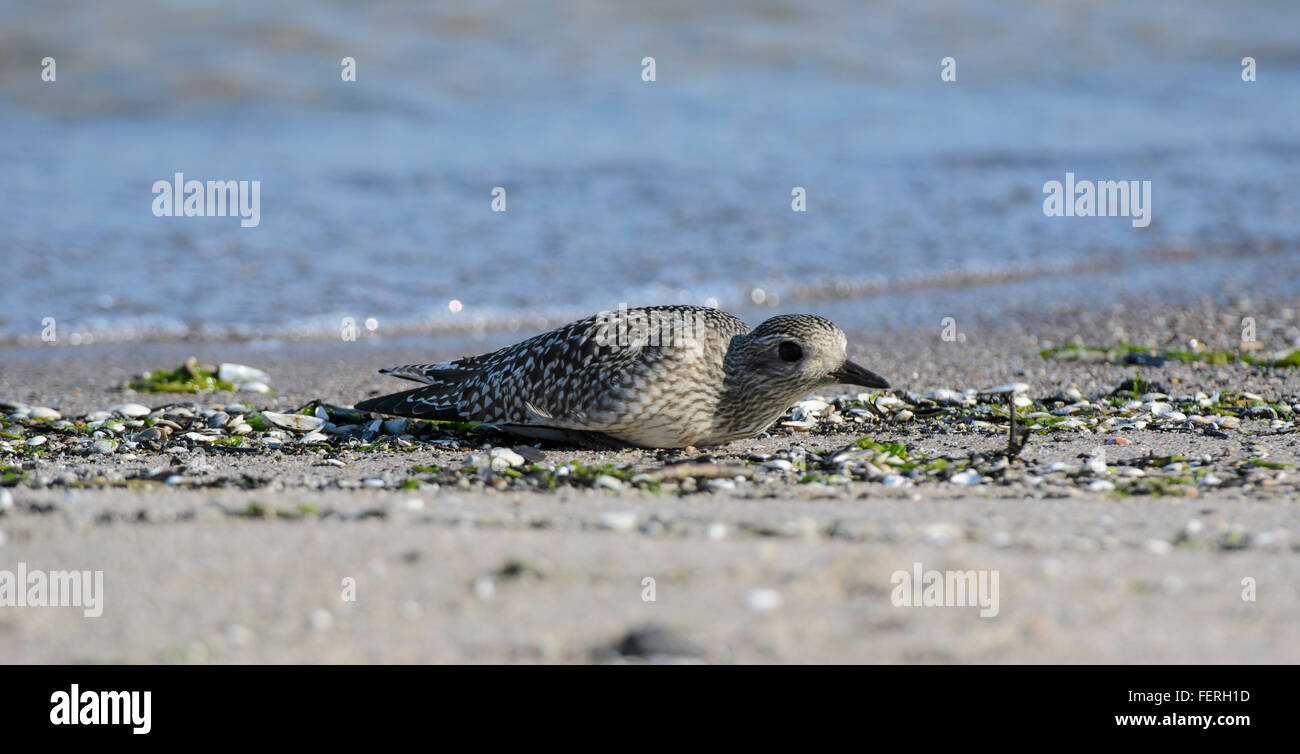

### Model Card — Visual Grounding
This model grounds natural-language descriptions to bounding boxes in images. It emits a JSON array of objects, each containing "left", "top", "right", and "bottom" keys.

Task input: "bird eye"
[{"left": 778, "top": 341, "right": 803, "bottom": 362}]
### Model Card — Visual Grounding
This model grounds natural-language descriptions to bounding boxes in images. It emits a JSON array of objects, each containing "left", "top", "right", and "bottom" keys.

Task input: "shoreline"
[{"left": 1, "top": 294, "right": 1298, "bottom": 663}]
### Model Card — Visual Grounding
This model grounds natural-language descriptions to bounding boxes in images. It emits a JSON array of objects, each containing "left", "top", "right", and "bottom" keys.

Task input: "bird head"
[{"left": 728, "top": 314, "right": 890, "bottom": 398}]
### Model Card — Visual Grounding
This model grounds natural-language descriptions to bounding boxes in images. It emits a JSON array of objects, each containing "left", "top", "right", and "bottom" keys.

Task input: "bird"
[{"left": 354, "top": 305, "right": 889, "bottom": 449}]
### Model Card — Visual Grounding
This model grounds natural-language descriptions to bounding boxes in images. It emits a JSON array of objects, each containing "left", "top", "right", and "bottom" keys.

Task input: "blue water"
[{"left": 1, "top": 0, "right": 1297, "bottom": 345}]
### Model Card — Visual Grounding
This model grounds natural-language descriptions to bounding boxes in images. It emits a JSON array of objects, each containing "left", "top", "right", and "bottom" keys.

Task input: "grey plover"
[{"left": 355, "top": 305, "right": 889, "bottom": 448}]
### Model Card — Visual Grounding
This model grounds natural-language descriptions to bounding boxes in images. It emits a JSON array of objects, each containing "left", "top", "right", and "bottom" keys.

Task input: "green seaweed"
[
  {"left": 1041, "top": 343, "right": 1300, "bottom": 369},
  {"left": 128, "top": 357, "right": 238, "bottom": 394},
  {"left": 855, "top": 438, "right": 910, "bottom": 458}
]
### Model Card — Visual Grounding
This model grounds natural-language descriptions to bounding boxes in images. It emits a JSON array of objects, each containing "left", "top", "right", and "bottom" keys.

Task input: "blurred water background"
[{"left": 1, "top": 0, "right": 1297, "bottom": 347}]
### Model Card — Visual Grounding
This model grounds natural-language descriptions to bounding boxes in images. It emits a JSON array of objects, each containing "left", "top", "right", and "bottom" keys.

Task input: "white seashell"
[
  {"left": 593, "top": 475, "right": 624, "bottom": 491},
  {"left": 218, "top": 363, "right": 272, "bottom": 384},
  {"left": 260, "top": 411, "right": 326, "bottom": 433},
  {"left": 982, "top": 382, "right": 1029, "bottom": 395},
  {"left": 794, "top": 399, "right": 830, "bottom": 415},
  {"left": 112, "top": 403, "right": 151, "bottom": 419}
]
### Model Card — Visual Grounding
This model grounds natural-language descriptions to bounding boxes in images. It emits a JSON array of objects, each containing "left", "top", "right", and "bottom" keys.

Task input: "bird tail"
[
  {"left": 354, "top": 384, "right": 467, "bottom": 421},
  {"left": 378, "top": 362, "right": 467, "bottom": 385}
]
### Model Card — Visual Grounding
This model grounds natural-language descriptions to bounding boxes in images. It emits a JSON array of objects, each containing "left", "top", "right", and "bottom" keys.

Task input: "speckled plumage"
[{"left": 355, "top": 305, "right": 889, "bottom": 448}]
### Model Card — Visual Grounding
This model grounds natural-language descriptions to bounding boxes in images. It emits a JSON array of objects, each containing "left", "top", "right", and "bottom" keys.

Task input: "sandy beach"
[{"left": 2, "top": 295, "right": 1297, "bottom": 663}]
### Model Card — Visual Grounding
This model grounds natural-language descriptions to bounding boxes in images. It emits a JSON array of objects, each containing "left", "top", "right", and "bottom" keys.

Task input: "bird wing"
[{"left": 356, "top": 306, "right": 748, "bottom": 431}]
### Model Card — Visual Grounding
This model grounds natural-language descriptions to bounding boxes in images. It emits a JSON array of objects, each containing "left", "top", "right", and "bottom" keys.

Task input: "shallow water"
[{"left": 1, "top": 0, "right": 1297, "bottom": 346}]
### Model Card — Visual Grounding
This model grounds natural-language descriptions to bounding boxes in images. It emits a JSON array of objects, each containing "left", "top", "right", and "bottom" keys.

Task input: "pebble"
[
  {"left": 112, "top": 403, "right": 151, "bottom": 419},
  {"left": 25, "top": 436, "right": 47, "bottom": 447},
  {"left": 89, "top": 439, "right": 116, "bottom": 455},
  {"left": 762, "top": 459, "right": 794, "bottom": 472},
  {"left": 949, "top": 470, "right": 983, "bottom": 486},
  {"left": 924, "top": 523, "right": 965, "bottom": 545},
  {"left": 706, "top": 522, "right": 728, "bottom": 541},
  {"left": 223, "top": 624, "right": 254, "bottom": 648},
  {"left": 206, "top": 412, "right": 229, "bottom": 428},
  {"left": 1216, "top": 416, "right": 1241, "bottom": 430},
  {"left": 597, "top": 511, "right": 638, "bottom": 532},
  {"left": 881, "top": 474, "right": 909, "bottom": 488},
  {"left": 1088, "top": 480, "right": 1115, "bottom": 492},
  {"left": 382, "top": 418, "right": 409, "bottom": 436},
  {"left": 307, "top": 608, "right": 334, "bottom": 632},
  {"left": 512, "top": 445, "right": 546, "bottom": 463},
  {"left": 593, "top": 475, "right": 624, "bottom": 491},
  {"left": 1145, "top": 539, "right": 1172, "bottom": 555},
  {"left": 362, "top": 478, "right": 385, "bottom": 488},
  {"left": 472, "top": 575, "right": 496, "bottom": 600},
  {"left": 130, "top": 427, "right": 165, "bottom": 443},
  {"left": 745, "top": 589, "right": 784, "bottom": 612},
  {"left": 611, "top": 624, "right": 702, "bottom": 659},
  {"left": 489, "top": 447, "right": 526, "bottom": 469},
  {"left": 30, "top": 407, "right": 61, "bottom": 421}
]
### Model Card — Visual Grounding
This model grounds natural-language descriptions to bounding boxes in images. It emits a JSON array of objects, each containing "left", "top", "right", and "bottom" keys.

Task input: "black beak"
[{"left": 830, "top": 359, "right": 890, "bottom": 389}]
